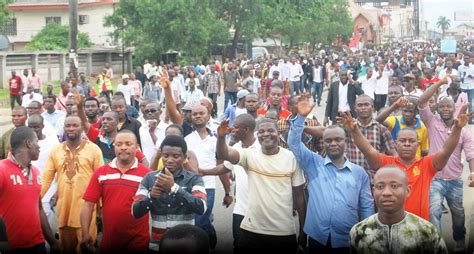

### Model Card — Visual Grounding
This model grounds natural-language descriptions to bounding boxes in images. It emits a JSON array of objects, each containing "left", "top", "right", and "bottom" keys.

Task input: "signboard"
[{"left": 440, "top": 39, "right": 457, "bottom": 53}]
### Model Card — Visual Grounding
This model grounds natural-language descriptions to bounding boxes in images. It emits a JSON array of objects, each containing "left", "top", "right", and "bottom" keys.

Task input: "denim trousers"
[
  {"left": 462, "top": 88, "right": 474, "bottom": 123},
  {"left": 429, "top": 178, "right": 465, "bottom": 241},
  {"left": 290, "top": 81, "right": 300, "bottom": 95},
  {"left": 311, "top": 82, "right": 324, "bottom": 105},
  {"left": 195, "top": 188, "right": 216, "bottom": 237},
  {"left": 300, "top": 74, "right": 308, "bottom": 93},
  {"left": 224, "top": 91, "right": 237, "bottom": 110}
]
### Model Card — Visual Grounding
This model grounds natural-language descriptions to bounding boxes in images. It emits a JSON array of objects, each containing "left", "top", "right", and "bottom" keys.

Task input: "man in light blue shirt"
[{"left": 288, "top": 93, "right": 374, "bottom": 252}]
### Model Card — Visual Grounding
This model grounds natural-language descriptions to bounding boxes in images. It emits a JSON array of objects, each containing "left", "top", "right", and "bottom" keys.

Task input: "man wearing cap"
[
  {"left": 402, "top": 73, "right": 422, "bottom": 97},
  {"left": 221, "top": 90, "right": 249, "bottom": 127},
  {"left": 117, "top": 74, "right": 135, "bottom": 106}
]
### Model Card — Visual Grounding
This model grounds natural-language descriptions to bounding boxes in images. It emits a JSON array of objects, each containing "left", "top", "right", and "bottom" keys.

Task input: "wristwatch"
[
  {"left": 171, "top": 183, "right": 179, "bottom": 194},
  {"left": 225, "top": 192, "right": 231, "bottom": 197}
]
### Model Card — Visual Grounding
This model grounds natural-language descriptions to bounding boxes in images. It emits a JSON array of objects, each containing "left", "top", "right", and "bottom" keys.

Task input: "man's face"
[
  {"left": 64, "top": 117, "right": 83, "bottom": 141},
  {"left": 373, "top": 169, "right": 409, "bottom": 215},
  {"left": 450, "top": 77, "right": 461, "bottom": 90},
  {"left": 122, "top": 78, "right": 129, "bottom": 84},
  {"left": 423, "top": 70, "right": 433, "bottom": 79},
  {"left": 144, "top": 104, "right": 161, "bottom": 121},
  {"left": 161, "top": 146, "right": 186, "bottom": 174},
  {"left": 257, "top": 122, "right": 279, "bottom": 151},
  {"left": 437, "top": 99, "right": 455, "bottom": 121},
  {"left": 244, "top": 95, "right": 259, "bottom": 113},
  {"left": 62, "top": 84, "right": 70, "bottom": 94},
  {"left": 288, "top": 97, "right": 299, "bottom": 116},
  {"left": 388, "top": 88, "right": 402, "bottom": 104},
  {"left": 182, "top": 110, "right": 192, "bottom": 123},
  {"left": 114, "top": 132, "right": 137, "bottom": 165},
  {"left": 27, "top": 102, "right": 41, "bottom": 116},
  {"left": 85, "top": 100, "right": 99, "bottom": 118},
  {"left": 28, "top": 119, "right": 43, "bottom": 138},
  {"left": 210, "top": 65, "right": 216, "bottom": 73},
  {"left": 355, "top": 97, "right": 374, "bottom": 119},
  {"left": 231, "top": 118, "right": 246, "bottom": 141},
  {"left": 269, "top": 87, "right": 283, "bottom": 107},
  {"left": 43, "top": 98, "right": 56, "bottom": 111},
  {"left": 11, "top": 109, "right": 27, "bottom": 127},
  {"left": 139, "top": 101, "right": 149, "bottom": 115},
  {"left": 23, "top": 69, "right": 28, "bottom": 76},
  {"left": 340, "top": 71, "right": 349, "bottom": 84},
  {"left": 101, "top": 112, "right": 118, "bottom": 133},
  {"left": 366, "top": 68, "right": 372, "bottom": 78},
  {"left": 28, "top": 136, "right": 40, "bottom": 161},
  {"left": 70, "top": 78, "right": 77, "bottom": 86},
  {"left": 65, "top": 99, "right": 76, "bottom": 115},
  {"left": 191, "top": 106, "right": 210, "bottom": 128},
  {"left": 404, "top": 78, "right": 415, "bottom": 89},
  {"left": 111, "top": 100, "right": 127, "bottom": 119},
  {"left": 395, "top": 130, "right": 418, "bottom": 160},
  {"left": 401, "top": 103, "right": 416, "bottom": 123},
  {"left": 446, "top": 61, "right": 453, "bottom": 69},
  {"left": 322, "top": 128, "right": 346, "bottom": 160},
  {"left": 11, "top": 71, "right": 16, "bottom": 77}
]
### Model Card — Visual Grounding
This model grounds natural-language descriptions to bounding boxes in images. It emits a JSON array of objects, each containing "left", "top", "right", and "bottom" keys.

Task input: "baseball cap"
[
  {"left": 237, "top": 89, "right": 250, "bottom": 99},
  {"left": 182, "top": 100, "right": 197, "bottom": 111},
  {"left": 122, "top": 74, "right": 130, "bottom": 79},
  {"left": 403, "top": 73, "right": 416, "bottom": 80}
]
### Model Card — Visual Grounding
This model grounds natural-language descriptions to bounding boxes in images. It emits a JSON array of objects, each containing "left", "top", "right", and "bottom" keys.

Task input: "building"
[
  {"left": 4, "top": 0, "right": 118, "bottom": 51},
  {"left": 445, "top": 23, "right": 474, "bottom": 40},
  {"left": 349, "top": 0, "right": 383, "bottom": 45}
]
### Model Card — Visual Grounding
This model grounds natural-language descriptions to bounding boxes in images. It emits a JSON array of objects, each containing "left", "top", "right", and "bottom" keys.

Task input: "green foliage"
[
  {"left": 0, "top": 0, "right": 14, "bottom": 29},
  {"left": 436, "top": 16, "right": 451, "bottom": 37},
  {"left": 25, "top": 23, "right": 91, "bottom": 51}
]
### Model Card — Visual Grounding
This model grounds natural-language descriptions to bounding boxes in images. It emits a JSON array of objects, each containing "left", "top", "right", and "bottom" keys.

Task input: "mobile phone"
[{"left": 147, "top": 119, "right": 158, "bottom": 125}]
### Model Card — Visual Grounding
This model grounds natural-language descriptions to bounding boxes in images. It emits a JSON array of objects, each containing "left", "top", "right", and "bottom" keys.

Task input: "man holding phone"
[{"left": 139, "top": 102, "right": 169, "bottom": 163}]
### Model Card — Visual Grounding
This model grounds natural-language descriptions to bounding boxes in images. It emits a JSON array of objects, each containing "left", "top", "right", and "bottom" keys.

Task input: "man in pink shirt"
[
  {"left": 28, "top": 68, "right": 42, "bottom": 93},
  {"left": 418, "top": 77, "right": 474, "bottom": 252}
]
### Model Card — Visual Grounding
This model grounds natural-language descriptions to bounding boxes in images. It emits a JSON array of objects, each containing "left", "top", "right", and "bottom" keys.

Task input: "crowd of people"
[{"left": 1, "top": 39, "right": 474, "bottom": 254}]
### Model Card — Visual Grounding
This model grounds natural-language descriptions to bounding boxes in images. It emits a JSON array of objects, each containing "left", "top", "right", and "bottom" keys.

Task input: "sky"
[{"left": 422, "top": 0, "right": 474, "bottom": 31}]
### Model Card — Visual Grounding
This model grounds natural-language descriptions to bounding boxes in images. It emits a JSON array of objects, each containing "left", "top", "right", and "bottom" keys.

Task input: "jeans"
[
  {"left": 429, "top": 178, "right": 465, "bottom": 241},
  {"left": 195, "top": 188, "right": 216, "bottom": 239},
  {"left": 312, "top": 82, "right": 324, "bottom": 105},
  {"left": 233, "top": 214, "right": 245, "bottom": 251},
  {"left": 300, "top": 74, "right": 308, "bottom": 93},
  {"left": 208, "top": 93, "right": 218, "bottom": 118},
  {"left": 290, "top": 81, "right": 300, "bottom": 95},
  {"left": 224, "top": 91, "right": 237, "bottom": 110},
  {"left": 374, "top": 94, "right": 387, "bottom": 111},
  {"left": 462, "top": 88, "right": 474, "bottom": 123},
  {"left": 308, "top": 236, "right": 350, "bottom": 254}
]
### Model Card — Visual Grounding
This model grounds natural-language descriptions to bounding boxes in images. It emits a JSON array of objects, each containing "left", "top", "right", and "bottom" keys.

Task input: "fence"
[{"left": 0, "top": 48, "right": 133, "bottom": 89}]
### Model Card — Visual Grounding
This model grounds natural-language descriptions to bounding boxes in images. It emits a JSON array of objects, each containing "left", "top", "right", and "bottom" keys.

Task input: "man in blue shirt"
[{"left": 288, "top": 93, "right": 374, "bottom": 253}]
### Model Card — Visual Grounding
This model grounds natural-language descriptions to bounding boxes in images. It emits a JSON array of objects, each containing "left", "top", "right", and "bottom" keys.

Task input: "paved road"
[{"left": 1, "top": 89, "right": 473, "bottom": 253}]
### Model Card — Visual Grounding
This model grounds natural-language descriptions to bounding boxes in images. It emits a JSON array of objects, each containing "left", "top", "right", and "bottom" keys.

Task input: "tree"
[
  {"left": 436, "top": 16, "right": 451, "bottom": 38},
  {"left": 25, "top": 23, "right": 91, "bottom": 51},
  {"left": 104, "top": 0, "right": 228, "bottom": 65},
  {"left": 0, "top": 0, "right": 14, "bottom": 31}
]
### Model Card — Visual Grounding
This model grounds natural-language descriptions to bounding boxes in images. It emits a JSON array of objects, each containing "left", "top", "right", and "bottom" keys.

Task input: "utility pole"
[{"left": 69, "top": 0, "right": 78, "bottom": 78}]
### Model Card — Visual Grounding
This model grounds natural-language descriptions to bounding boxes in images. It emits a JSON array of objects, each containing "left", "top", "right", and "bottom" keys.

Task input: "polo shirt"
[
  {"left": 387, "top": 115, "right": 429, "bottom": 158},
  {"left": 185, "top": 129, "right": 217, "bottom": 189},
  {"left": 379, "top": 154, "right": 437, "bottom": 221},
  {"left": 83, "top": 159, "right": 151, "bottom": 253},
  {"left": 0, "top": 159, "right": 44, "bottom": 250}
]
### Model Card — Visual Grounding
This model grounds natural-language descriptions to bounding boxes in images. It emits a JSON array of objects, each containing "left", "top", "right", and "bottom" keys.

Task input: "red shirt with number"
[
  {"left": 9, "top": 76, "right": 22, "bottom": 96},
  {"left": 83, "top": 159, "right": 151, "bottom": 253},
  {"left": 0, "top": 159, "right": 44, "bottom": 250}
]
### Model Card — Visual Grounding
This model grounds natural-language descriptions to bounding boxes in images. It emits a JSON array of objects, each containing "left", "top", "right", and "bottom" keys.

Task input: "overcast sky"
[{"left": 422, "top": 0, "right": 474, "bottom": 31}]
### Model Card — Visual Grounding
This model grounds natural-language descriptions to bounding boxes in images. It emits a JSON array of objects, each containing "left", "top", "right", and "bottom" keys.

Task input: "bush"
[{"left": 26, "top": 23, "right": 91, "bottom": 51}]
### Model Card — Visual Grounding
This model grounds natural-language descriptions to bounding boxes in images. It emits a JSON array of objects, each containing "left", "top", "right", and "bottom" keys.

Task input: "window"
[
  {"left": 45, "top": 16, "right": 61, "bottom": 25},
  {"left": 79, "top": 15, "right": 89, "bottom": 25},
  {"left": 3, "top": 18, "right": 17, "bottom": 36}
]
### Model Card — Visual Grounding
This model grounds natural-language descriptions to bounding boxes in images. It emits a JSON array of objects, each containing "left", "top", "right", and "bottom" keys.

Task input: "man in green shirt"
[{"left": 0, "top": 106, "right": 27, "bottom": 159}]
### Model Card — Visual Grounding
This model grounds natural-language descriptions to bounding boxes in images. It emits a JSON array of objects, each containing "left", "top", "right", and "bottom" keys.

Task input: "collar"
[
  {"left": 357, "top": 118, "right": 377, "bottom": 128},
  {"left": 399, "top": 115, "right": 422, "bottom": 128},
  {"left": 323, "top": 157, "right": 353, "bottom": 171},
  {"left": 110, "top": 158, "right": 138, "bottom": 170},
  {"left": 159, "top": 167, "right": 186, "bottom": 179}
]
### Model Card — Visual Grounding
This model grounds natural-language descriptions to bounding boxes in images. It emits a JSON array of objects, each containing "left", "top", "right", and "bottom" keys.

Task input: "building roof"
[
  {"left": 8, "top": 0, "right": 117, "bottom": 10},
  {"left": 348, "top": 0, "right": 381, "bottom": 26}
]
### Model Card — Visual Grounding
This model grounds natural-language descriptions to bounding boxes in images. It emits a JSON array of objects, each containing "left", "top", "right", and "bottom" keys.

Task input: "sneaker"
[{"left": 454, "top": 240, "right": 465, "bottom": 253}]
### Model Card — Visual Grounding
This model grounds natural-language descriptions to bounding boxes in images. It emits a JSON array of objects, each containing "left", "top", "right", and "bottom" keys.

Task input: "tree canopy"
[
  {"left": 436, "top": 16, "right": 451, "bottom": 38},
  {"left": 25, "top": 23, "right": 91, "bottom": 51},
  {"left": 105, "top": 0, "right": 353, "bottom": 64},
  {"left": 0, "top": 0, "right": 14, "bottom": 30}
]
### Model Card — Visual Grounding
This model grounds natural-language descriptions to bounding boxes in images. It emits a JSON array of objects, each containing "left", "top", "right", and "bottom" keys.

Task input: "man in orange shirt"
[
  {"left": 339, "top": 105, "right": 472, "bottom": 220},
  {"left": 257, "top": 82, "right": 291, "bottom": 120}
]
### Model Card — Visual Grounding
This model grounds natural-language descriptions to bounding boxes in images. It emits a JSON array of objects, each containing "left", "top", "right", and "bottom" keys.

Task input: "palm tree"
[{"left": 436, "top": 16, "right": 451, "bottom": 38}]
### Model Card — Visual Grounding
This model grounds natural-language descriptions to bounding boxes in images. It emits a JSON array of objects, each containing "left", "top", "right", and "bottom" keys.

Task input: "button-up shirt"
[
  {"left": 185, "top": 129, "right": 217, "bottom": 189},
  {"left": 419, "top": 105, "right": 474, "bottom": 180},
  {"left": 289, "top": 115, "right": 374, "bottom": 248},
  {"left": 42, "top": 110, "right": 66, "bottom": 136},
  {"left": 338, "top": 82, "right": 350, "bottom": 111},
  {"left": 205, "top": 73, "right": 221, "bottom": 94},
  {"left": 289, "top": 63, "right": 303, "bottom": 82},
  {"left": 139, "top": 120, "right": 168, "bottom": 162}
]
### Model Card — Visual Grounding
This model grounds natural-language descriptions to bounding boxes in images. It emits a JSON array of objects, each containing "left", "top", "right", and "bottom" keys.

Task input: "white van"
[{"left": 252, "top": 47, "right": 269, "bottom": 60}]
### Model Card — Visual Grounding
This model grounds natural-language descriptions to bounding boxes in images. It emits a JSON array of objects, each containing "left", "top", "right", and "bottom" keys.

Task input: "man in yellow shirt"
[
  {"left": 41, "top": 115, "right": 103, "bottom": 253},
  {"left": 376, "top": 96, "right": 429, "bottom": 158}
]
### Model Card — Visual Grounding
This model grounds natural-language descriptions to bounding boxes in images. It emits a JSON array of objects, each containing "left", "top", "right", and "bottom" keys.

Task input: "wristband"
[
  {"left": 225, "top": 193, "right": 231, "bottom": 197},
  {"left": 171, "top": 183, "right": 179, "bottom": 194}
]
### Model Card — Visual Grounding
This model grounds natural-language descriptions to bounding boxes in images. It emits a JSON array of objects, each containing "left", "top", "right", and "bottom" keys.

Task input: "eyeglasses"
[
  {"left": 373, "top": 183, "right": 403, "bottom": 191},
  {"left": 144, "top": 109, "right": 159, "bottom": 114}
]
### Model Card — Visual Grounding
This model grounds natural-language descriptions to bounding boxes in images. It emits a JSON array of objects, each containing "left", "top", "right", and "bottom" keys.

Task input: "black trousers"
[
  {"left": 308, "top": 236, "right": 349, "bottom": 254},
  {"left": 374, "top": 94, "right": 387, "bottom": 112},
  {"left": 237, "top": 229, "right": 296, "bottom": 254},
  {"left": 10, "top": 243, "right": 47, "bottom": 254}
]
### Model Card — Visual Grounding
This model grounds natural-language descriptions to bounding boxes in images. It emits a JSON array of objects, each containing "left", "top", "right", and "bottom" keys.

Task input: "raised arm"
[
  {"left": 339, "top": 111, "right": 382, "bottom": 170},
  {"left": 303, "top": 126, "right": 326, "bottom": 138},
  {"left": 432, "top": 104, "right": 473, "bottom": 170},
  {"left": 419, "top": 76, "right": 448, "bottom": 108},
  {"left": 160, "top": 77, "right": 183, "bottom": 125},
  {"left": 74, "top": 92, "right": 90, "bottom": 133},
  {"left": 375, "top": 97, "right": 409, "bottom": 128},
  {"left": 216, "top": 119, "right": 240, "bottom": 164}
]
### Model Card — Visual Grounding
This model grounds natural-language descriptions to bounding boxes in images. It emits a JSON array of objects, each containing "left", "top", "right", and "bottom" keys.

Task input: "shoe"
[
  {"left": 454, "top": 239, "right": 465, "bottom": 252},
  {"left": 209, "top": 233, "right": 217, "bottom": 250}
]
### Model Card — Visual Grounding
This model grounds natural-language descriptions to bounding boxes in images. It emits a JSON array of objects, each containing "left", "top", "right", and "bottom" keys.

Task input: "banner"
[{"left": 440, "top": 39, "right": 456, "bottom": 53}]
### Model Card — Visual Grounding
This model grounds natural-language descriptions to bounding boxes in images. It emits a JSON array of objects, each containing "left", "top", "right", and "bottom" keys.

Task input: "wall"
[{"left": 0, "top": 49, "right": 133, "bottom": 89}]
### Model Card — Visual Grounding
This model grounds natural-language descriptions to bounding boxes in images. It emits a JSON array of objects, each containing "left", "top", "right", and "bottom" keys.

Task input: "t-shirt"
[
  {"left": 386, "top": 116, "right": 429, "bottom": 158},
  {"left": 83, "top": 160, "right": 151, "bottom": 253},
  {"left": 379, "top": 155, "right": 437, "bottom": 220},
  {"left": 236, "top": 146, "right": 305, "bottom": 236},
  {"left": 0, "top": 159, "right": 44, "bottom": 249},
  {"left": 9, "top": 76, "right": 22, "bottom": 96},
  {"left": 117, "top": 83, "right": 135, "bottom": 105}
]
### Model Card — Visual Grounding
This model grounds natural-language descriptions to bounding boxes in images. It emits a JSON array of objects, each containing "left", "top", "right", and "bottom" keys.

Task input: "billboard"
[{"left": 440, "top": 39, "right": 457, "bottom": 53}]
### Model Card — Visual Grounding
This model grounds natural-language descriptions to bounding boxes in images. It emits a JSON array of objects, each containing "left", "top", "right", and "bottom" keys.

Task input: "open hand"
[
  {"left": 159, "top": 77, "right": 171, "bottom": 89},
  {"left": 394, "top": 97, "right": 410, "bottom": 109},
  {"left": 217, "top": 119, "right": 232, "bottom": 138},
  {"left": 73, "top": 91, "right": 83, "bottom": 108},
  {"left": 454, "top": 104, "right": 474, "bottom": 129},
  {"left": 336, "top": 111, "right": 357, "bottom": 131},
  {"left": 222, "top": 195, "right": 233, "bottom": 208},
  {"left": 297, "top": 93, "right": 315, "bottom": 117}
]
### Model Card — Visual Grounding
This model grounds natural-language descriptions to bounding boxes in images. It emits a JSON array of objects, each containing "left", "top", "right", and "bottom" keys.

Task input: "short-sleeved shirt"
[
  {"left": 9, "top": 76, "right": 22, "bottom": 95},
  {"left": 0, "top": 159, "right": 44, "bottom": 250},
  {"left": 257, "top": 106, "right": 291, "bottom": 120},
  {"left": 236, "top": 146, "right": 305, "bottom": 236},
  {"left": 386, "top": 115, "right": 429, "bottom": 158},
  {"left": 379, "top": 154, "right": 437, "bottom": 220},
  {"left": 83, "top": 159, "right": 151, "bottom": 253}
]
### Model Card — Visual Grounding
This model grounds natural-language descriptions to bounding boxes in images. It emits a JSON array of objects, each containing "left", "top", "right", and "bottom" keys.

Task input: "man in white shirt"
[
  {"left": 21, "top": 85, "right": 43, "bottom": 107},
  {"left": 116, "top": 74, "right": 135, "bottom": 105},
  {"left": 459, "top": 57, "right": 474, "bottom": 124},
  {"left": 357, "top": 68, "right": 377, "bottom": 100},
  {"left": 374, "top": 63, "right": 393, "bottom": 111},
  {"left": 438, "top": 60, "right": 460, "bottom": 92},
  {"left": 269, "top": 60, "right": 280, "bottom": 80},
  {"left": 143, "top": 59, "right": 152, "bottom": 80},
  {"left": 21, "top": 68, "right": 29, "bottom": 94},
  {"left": 289, "top": 57, "right": 303, "bottom": 95},
  {"left": 169, "top": 69, "right": 183, "bottom": 110},
  {"left": 26, "top": 101, "right": 58, "bottom": 141},
  {"left": 139, "top": 103, "right": 168, "bottom": 162},
  {"left": 28, "top": 115, "right": 60, "bottom": 229},
  {"left": 402, "top": 73, "right": 423, "bottom": 97},
  {"left": 311, "top": 59, "right": 325, "bottom": 106},
  {"left": 42, "top": 95, "right": 66, "bottom": 138}
]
